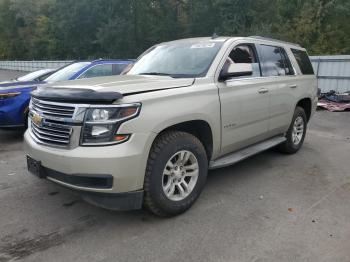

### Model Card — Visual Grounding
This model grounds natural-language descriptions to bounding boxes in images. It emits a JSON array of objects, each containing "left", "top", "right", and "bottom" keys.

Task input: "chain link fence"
[{"left": 0, "top": 60, "right": 73, "bottom": 72}]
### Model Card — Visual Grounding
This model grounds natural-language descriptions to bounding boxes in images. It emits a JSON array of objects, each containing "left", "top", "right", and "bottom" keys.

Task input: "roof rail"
[
  {"left": 248, "top": 36, "right": 301, "bottom": 47},
  {"left": 91, "top": 58, "right": 135, "bottom": 63}
]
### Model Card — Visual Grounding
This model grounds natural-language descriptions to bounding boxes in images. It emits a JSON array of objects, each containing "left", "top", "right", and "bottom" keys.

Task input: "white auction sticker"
[{"left": 190, "top": 43, "right": 215, "bottom": 49}]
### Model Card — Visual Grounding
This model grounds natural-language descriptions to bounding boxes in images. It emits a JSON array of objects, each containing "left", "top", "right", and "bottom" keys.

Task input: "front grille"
[
  {"left": 31, "top": 98, "right": 75, "bottom": 118},
  {"left": 31, "top": 121, "right": 72, "bottom": 145},
  {"left": 29, "top": 98, "right": 77, "bottom": 147}
]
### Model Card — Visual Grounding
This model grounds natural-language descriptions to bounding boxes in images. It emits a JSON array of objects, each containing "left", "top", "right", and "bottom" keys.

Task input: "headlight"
[
  {"left": 85, "top": 106, "right": 139, "bottom": 122},
  {"left": 0, "top": 92, "right": 21, "bottom": 100},
  {"left": 81, "top": 103, "right": 141, "bottom": 145}
]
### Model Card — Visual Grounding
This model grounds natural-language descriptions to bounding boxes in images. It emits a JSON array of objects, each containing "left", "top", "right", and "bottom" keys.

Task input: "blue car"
[
  {"left": 0, "top": 59, "right": 134, "bottom": 129},
  {"left": 0, "top": 68, "right": 56, "bottom": 85}
]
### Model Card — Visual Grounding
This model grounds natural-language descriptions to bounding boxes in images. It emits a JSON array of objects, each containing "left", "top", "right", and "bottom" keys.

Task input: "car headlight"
[
  {"left": 0, "top": 92, "right": 21, "bottom": 100},
  {"left": 81, "top": 103, "right": 141, "bottom": 145}
]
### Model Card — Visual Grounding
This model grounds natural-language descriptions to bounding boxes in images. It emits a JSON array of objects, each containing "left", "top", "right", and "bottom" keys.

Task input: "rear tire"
[
  {"left": 277, "top": 106, "right": 307, "bottom": 154},
  {"left": 144, "top": 131, "right": 208, "bottom": 217}
]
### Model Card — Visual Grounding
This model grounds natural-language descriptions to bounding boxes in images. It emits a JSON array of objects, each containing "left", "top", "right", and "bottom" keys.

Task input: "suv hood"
[{"left": 45, "top": 75, "right": 195, "bottom": 95}]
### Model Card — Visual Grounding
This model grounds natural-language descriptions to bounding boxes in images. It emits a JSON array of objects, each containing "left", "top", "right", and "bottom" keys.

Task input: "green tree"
[{"left": 0, "top": 0, "right": 349, "bottom": 59}]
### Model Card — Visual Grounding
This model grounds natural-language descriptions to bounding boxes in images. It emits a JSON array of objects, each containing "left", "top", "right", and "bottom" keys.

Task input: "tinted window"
[
  {"left": 79, "top": 64, "right": 113, "bottom": 79},
  {"left": 223, "top": 44, "right": 261, "bottom": 78},
  {"left": 291, "top": 49, "right": 314, "bottom": 75},
  {"left": 259, "top": 45, "right": 288, "bottom": 77}
]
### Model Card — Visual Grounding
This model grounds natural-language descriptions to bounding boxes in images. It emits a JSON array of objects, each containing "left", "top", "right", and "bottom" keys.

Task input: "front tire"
[
  {"left": 277, "top": 106, "right": 307, "bottom": 154},
  {"left": 144, "top": 131, "right": 208, "bottom": 217}
]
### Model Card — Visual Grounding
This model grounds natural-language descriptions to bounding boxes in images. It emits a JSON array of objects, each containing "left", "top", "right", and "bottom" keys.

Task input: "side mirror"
[{"left": 220, "top": 63, "right": 253, "bottom": 81}]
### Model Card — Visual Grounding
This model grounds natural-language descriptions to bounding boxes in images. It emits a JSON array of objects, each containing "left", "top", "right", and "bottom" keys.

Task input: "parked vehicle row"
[
  {"left": 0, "top": 59, "right": 134, "bottom": 128},
  {"left": 24, "top": 36, "right": 318, "bottom": 216}
]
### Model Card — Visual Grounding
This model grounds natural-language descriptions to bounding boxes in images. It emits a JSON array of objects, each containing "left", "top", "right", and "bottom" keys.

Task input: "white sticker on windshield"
[{"left": 190, "top": 43, "right": 215, "bottom": 49}]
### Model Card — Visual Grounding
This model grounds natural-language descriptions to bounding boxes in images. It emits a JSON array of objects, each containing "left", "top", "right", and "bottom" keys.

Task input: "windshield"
[
  {"left": 17, "top": 69, "right": 52, "bottom": 82},
  {"left": 128, "top": 42, "right": 223, "bottom": 78},
  {"left": 44, "top": 62, "right": 90, "bottom": 82}
]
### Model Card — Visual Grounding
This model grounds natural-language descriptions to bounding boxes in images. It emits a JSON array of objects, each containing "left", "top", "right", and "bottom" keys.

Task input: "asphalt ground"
[{"left": 0, "top": 70, "right": 350, "bottom": 262}]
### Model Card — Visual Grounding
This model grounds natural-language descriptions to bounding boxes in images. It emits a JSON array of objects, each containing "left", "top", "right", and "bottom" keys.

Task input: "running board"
[{"left": 209, "top": 136, "right": 286, "bottom": 170}]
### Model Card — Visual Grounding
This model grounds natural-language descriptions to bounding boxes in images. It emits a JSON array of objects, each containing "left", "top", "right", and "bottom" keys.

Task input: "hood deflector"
[
  {"left": 31, "top": 87, "right": 123, "bottom": 104},
  {"left": 31, "top": 78, "right": 196, "bottom": 102}
]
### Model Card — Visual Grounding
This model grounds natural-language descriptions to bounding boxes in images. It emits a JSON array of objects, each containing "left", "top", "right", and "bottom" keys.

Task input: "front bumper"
[
  {"left": 24, "top": 130, "right": 156, "bottom": 194},
  {"left": 27, "top": 160, "right": 144, "bottom": 210}
]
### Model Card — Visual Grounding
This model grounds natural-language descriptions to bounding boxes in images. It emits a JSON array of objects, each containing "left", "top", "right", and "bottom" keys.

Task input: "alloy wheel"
[{"left": 162, "top": 150, "right": 199, "bottom": 201}]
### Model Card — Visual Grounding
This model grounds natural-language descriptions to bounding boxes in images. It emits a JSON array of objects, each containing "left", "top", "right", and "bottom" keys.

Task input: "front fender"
[{"left": 118, "top": 83, "right": 222, "bottom": 159}]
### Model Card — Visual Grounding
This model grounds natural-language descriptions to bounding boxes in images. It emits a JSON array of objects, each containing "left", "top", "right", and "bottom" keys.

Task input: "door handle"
[
  {"left": 258, "top": 88, "right": 269, "bottom": 94},
  {"left": 289, "top": 84, "right": 298, "bottom": 89}
]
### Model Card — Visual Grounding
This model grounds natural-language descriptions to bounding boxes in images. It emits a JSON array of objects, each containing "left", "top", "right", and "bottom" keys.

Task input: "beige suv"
[{"left": 24, "top": 36, "right": 317, "bottom": 216}]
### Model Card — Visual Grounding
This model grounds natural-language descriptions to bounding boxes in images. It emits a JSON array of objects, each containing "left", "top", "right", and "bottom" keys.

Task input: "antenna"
[{"left": 212, "top": 32, "right": 219, "bottom": 39}]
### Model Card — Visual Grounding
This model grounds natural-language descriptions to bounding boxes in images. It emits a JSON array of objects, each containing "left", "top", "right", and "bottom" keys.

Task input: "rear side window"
[
  {"left": 258, "top": 45, "right": 294, "bottom": 77},
  {"left": 79, "top": 64, "right": 113, "bottom": 79},
  {"left": 291, "top": 49, "right": 314, "bottom": 75}
]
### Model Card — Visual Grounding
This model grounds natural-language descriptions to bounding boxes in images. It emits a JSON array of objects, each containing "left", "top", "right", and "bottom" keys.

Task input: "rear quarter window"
[{"left": 291, "top": 49, "right": 314, "bottom": 75}]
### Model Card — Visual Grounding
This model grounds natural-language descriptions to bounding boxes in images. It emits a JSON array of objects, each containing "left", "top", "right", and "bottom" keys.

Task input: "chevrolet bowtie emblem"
[{"left": 32, "top": 113, "right": 43, "bottom": 126}]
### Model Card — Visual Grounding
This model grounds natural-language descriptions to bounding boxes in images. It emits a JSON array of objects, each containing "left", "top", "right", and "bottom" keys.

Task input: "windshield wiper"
[{"left": 139, "top": 72, "right": 174, "bottom": 77}]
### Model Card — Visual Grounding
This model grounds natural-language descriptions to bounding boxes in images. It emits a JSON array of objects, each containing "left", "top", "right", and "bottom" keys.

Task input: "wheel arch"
[
  {"left": 296, "top": 97, "right": 312, "bottom": 122},
  {"left": 155, "top": 120, "right": 214, "bottom": 162}
]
